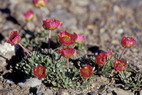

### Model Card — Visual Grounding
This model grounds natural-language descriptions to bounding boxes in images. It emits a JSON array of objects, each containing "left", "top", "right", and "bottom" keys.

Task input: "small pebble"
[
  {"left": 87, "top": 91, "right": 96, "bottom": 95},
  {"left": 18, "top": 78, "right": 42, "bottom": 87}
]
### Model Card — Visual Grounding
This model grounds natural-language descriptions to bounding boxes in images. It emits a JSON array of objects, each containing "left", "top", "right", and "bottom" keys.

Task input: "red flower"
[
  {"left": 121, "top": 36, "right": 136, "bottom": 48},
  {"left": 7, "top": 31, "right": 21, "bottom": 45},
  {"left": 58, "top": 31, "right": 76, "bottom": 46},
  {"left": 74, "top": 33, "right": 86, "bottom": 43},
  {"left": 33, "top": 66, "right": 46, "bottom": 80},
  {"left": 33, "top": 0, "right": 47, "bottom": 8},
  {"left": 58, "top": 48, "right": 75, "bottom": 58},
  {"left": 24, "top": 10, "right": 36, "bottom": 22},
  {"left": 96, "top": 53, "right": 107, "bottom": 66},
  {"left": 43, "top": 19, "right": 63, "bottom": 30},
  {"left": 113, "top": 59, "right": 127, "bottom": 71},
  {"left": 80, "top": 65, "right": 93, "bottom": 79}
]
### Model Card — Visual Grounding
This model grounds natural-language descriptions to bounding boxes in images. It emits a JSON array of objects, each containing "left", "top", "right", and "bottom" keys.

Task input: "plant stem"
[
  {"left": 48, "top": 30, "right": 52, "bottom": 48},
  {"left": 67, "top": 58, "right": 70, "bottom": 72},
  {"left": 119, "top": 48, "right": 127, "bottom": 59},
  {"left": 0, "top": 55, "right": 8, "bottom": 60},
  {"left": 18, "top": 43, "right": 31, "bottom": 56},
  {"left": 40, "top": 7, "right": 44, "bottom": 19}
]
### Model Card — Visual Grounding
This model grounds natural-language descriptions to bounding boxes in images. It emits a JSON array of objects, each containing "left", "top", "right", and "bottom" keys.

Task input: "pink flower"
[
  {"left": 7, "top": 31, "right": 21, "bottom": 45},
  {"left": 106, "top": 51, "right": 113, "bottom": 58},
  {"left": 121, "top": 36, "right": 136, "bottom": 48},
  {"left": 96, "top": 53, "right": 107, "bottom": 66},
  {"left": 74, "top": 33, "right": 86, "bottom": 43},
  {"left": 43, "top": 19, "right": 63, "bottom": 30},
  {"left": 80, "top": 65, "right": 93, "bottom": 79},
  {"left": 33, "top": 66, "right": 46, "bottom": 80},
  {"left": 33, "top": 0, "right": 47, "bottom": 8},
  {"left": 113, "top": 59, "right": 127, "bottom": 71},
  {"left": 58, "top": 48, "right": 75, "bottom": 58},
  {"left": 58, "top": 31, "right": 76, "bottom": 46},
  {"left": 24, "top": 10, "right": 36, "bottom": 22}
]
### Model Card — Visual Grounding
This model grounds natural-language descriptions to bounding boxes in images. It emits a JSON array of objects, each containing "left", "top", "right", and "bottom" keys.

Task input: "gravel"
[{"left": 0, "top": 0, "right": 142, "bottom": 94}]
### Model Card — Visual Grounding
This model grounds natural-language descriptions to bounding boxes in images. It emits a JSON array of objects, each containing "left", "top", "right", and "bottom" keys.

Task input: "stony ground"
[{"left": 0, "top": 0, "right": 142, "bottom": 95}]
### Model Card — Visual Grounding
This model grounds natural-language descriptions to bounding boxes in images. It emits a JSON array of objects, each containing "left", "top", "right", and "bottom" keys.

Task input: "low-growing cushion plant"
[{"left": 4, "top": 16, "right": 141, "bottom": 93}]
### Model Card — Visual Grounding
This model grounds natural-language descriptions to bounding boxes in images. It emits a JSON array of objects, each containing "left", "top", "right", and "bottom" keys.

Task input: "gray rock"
[
  {"left": 140, "top": 90, "right": 142, "bottom": 95},
  {"left": 26, "top": 22, "right": 36, "bottom": 31},
  {"left": 78, "top": 93, "right": 85, "bottom": 95},
  {"left": 7, "top": 92, "right": 14, "bottom": 95},
  {"left": 36, "top": 85, "right": 53, "bottom": 95},
  {"left": 56, "top": 90, "right": 70, "bottom": 95},
  {"left": 50, "top": 10, "right": 77, "bottom": 29},
  {"left": 5, "top": 79, "right": 14, "bottom": 84},
  {"left": 36, "top": 92, "right": 45, "bottom": 95},
  {"left": 0, "top": 43, "right": 15, "bottom": 72},
  {"left": 87, "top": 92, "right": 96, "bottom": 95},
  {"left": 112, "top": 88, "right": 133, "bottom": 95},
  {"left": 76, "top": 0, "right": 89, "bottom": 6},
  {"left": 18, "top": 78, "right": 42, "bottom": 87}
]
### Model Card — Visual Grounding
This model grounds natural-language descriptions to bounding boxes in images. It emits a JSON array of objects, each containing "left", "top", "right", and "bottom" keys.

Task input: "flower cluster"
[
  {"left": 6, "top": 0, "right": 138, "bottom": 90},
  {"left": 22, "top": 18, "right": 87, "bottom": 80},
  {"left": 95, "top": 36, "right": 136, "bottom": 77},
  {"left": 96, "top": 51, "right": 112, "bottom": 66},
  {"left": 23, "top": 0, "right": 48, "bottom": 23}
]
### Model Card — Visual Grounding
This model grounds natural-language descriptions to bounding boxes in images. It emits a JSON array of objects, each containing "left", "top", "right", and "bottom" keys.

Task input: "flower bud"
[
  {"left": 58, "top": 48, "right": 75, "bottom": 58},
  {"left": 121, "top": 36, "right": 136, "bottom": 48},
  {"left": 24, "top": 10, "right": 36, "bottom": 22},
  {"left": 33, "top": 0, "right": 47, "bottom": 8},
  {"left": 7, "top": 31, "right": 21, "bottom": 45},
  {"left": 43, "top": 19, "right": 63, "bottom": 30}
]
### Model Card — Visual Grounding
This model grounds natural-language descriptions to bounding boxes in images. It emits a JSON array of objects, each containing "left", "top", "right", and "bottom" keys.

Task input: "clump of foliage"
[
  {"left": 3, "top": 1, "right": 141, "bottom": 92},
  {"left": 16, "top": 49, "right": 94, "bottom": 89}
]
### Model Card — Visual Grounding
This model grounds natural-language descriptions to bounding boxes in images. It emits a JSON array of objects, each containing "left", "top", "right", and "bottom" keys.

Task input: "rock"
[
  {"left": 56, "top": 90, "right": 70, "bottom": 95},
  {"left": 0, "top": 43, "right": 15, "bottom": 56},
  {"left": 45, "top": 89, "right": 53, "bottom": 95},
  {"left": 78, "top": 93, "right": 85, "bottom": 95},
  {"left": 140, "top": 90, "right": 142, "bottom": 95},
  {"left": 76, "top": 0, "right": 89, "bottom": 6},
  {"left": 98, "top": 85, "right": 107, "bottom": 95},
  {"left": 111, "top": 40, "right": 119, "bottom": 45},
  {"left": 100, "top": 32, "right": 110, "bottom": 42},
  {"left": 112, "top": 88, "right": 133, "bottom": 95},
  {"left": 36, "top": 92, "right": 45, "bottom": 95},
  {"left": 0, "top": 43, "right": 15, "bottom": 72},
  {"left": 18, "top": 78, "right": 42, "bottom": 87},
  {"left": 7, "top": 92, "right": 14, "bottom": 95},
  {"left": 113, "top": 5, "right": 121, "bottom": 13},
  {"left": 5, "top": 79, "right": 14, "bottom": 84},
  {"left": 26, "top": 22, "right": 36, "bottom": 31},
  {"left": 116, "top": 28, "right": 124, "bottom": 34},
  {"left": 36, "top": 84, "right": 53, "bottom": 95},
  {"left": 36, "top": 89, "right": 53, "bottom": 95},
  {"left": 50, "top": 10, "right": 77, "bottom": 29},
  {"left": 87, "top": 91, "right": 96, "bottom": 95}
]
